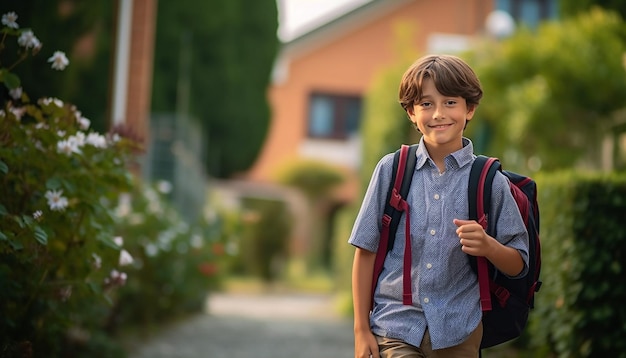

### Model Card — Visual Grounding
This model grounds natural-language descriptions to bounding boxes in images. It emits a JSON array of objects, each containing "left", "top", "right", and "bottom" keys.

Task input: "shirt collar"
[{"left": 414, "top": 137, "right": 475, "bottom": 170}]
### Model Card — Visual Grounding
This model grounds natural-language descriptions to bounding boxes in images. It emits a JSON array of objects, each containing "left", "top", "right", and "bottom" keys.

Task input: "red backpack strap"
[
  {"left": 372, "top": 144, "right": 415, "bottom": 308},
  {"left": 469, "top": 155, "right": 501, "bottom": 312}
]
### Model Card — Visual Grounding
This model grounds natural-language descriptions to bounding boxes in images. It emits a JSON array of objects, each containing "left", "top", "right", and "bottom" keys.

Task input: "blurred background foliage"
[
  {"left": 528, "top": 172, "right": 626, "bottom": 357},
  {"left": 466, "top": 7, "right": 626, "bottom": 172},
  {"left": 151, "top": 0, "right": 279, "bottom": 178},
  {"left": 110, "top": 181, "right": 233, "bottom": 330},
  {"left": 0, "top": 0, "right": 114, "bottom": 133},
  {"left": 0, "top": 0, "right": 278, "bottom": 356},
  {"left": 0, "top": 0, "right": 279, "bottom": 179}
]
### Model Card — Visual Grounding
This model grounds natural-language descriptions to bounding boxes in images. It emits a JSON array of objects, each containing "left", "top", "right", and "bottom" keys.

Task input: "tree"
[
  {"left": 151, "top": 0, "right": 279, "bottom": 178},
  {"left": 560, "top": 0, "right": 626, "bottom": 19},
  {"left": 466, "top": 8, "right": 626, "bottom": 171}
]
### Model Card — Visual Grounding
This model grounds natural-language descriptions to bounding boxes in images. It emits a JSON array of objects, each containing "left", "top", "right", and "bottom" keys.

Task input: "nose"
[{"left": 433, "top": 105, "right": 444, "bottom": 120}]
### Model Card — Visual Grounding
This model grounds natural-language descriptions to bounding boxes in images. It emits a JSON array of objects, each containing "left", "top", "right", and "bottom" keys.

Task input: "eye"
[
  {"left": 445, "top": 100, "right": 457, "bottom": 106},
  {"left": 419, "top": 101, "right": 432, "bottom": 108}
]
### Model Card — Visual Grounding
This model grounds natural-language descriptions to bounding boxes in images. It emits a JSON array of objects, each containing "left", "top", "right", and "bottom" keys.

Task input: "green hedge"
[
  {"left": 530, "top": 171, "right": 626, "bottom": 357},
  {"left": 234, "top": 197, "right": 292, "bottom": 282}
]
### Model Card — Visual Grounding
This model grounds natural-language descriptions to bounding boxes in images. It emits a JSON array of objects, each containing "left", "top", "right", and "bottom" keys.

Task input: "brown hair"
[{"left": 398, "top": 54, "right": 483, "bottom": 112}]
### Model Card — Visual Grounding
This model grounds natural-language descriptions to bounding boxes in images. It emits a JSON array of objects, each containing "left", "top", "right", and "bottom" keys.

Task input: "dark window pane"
[{"left": 308, "top": 92, "right": 362, "bottom": 140}]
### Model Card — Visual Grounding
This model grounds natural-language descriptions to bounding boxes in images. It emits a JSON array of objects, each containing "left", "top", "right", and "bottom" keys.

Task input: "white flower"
[
  {"left": 113, "top": 236, "right": 124, "bottom": 247},
  {"left": 157, "top": 180, "right": 172, "bottom": 194},
  {"left": 57, "top": 139, "right": 81, "bottom": 155},
  {"left": 78, "top": 116, "right": 90, "bottom": 130},
  {"left": 9, "top": 87, "right": 22, "bottom": 100},
  {"left": 145, "top": 244, "right": 158, "bottom": 257},
  {"left": 119, "top": 249, "right": 134, "bottom": 266},
  {"left": 104, "top": 269, "right": 127, "bottom": 287},
  {"left": 17, "top": 30, "right": 41, "bottom": 49},
  {"left": 44, "top": 189, "right": 69, "bottom": 211},
  {"left": 73, "top": 110, "right": 91, "bottom": 130},
  {"left": 190, "top": 234, "right": 203, "bottom": 249},
  {"left": 92, "top": 253, "right": 102, "bottom": 270},
  {"left": 33, "top": 210, "right": 43, "bottom": 220},
  {"left": 39, "top": 97, "right": 64, "bottom": 107},
  {"left": 9, "top": 106, "right": 25, "bottom": 121},
  {"left": 2, "top": 12, "right": 18, "bottom": 29},
  {"left": 69, "top": 132, "right": 85, "bottom": 147},
  {"left": 48, "top": 51, "right": 69, "bottom": 70},
  {"left": 115, "top": 193, "right": 131, "bottom": 217},
  {"left": 85, "top": 132, "right": 107, "bottom": 148}
]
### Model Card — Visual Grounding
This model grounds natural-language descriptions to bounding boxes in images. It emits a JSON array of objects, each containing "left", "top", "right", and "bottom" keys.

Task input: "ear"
[
  {"left": 406, "top": 105, "right": 415, "bottom": 116},
  {"left": 406, "top": 107, "right": 418, "bottom": 126},
  {"left": 466, "top": 104, "right": 477, "bottom": 121}
]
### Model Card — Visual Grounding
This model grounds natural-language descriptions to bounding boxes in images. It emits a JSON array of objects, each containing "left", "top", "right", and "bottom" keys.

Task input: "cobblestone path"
[{"left": 127, "top": 292, "right": 354, "bottom": 358}]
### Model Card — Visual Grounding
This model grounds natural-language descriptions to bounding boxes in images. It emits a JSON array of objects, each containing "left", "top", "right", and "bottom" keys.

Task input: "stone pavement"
[{"left": 127, "top": 292, "right": 355, "bottom": 358}]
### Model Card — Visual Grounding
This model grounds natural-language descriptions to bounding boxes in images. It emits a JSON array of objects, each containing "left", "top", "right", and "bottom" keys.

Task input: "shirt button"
[
  {"left": 426, "top": 263, "right": 433, "bottom": 269},
  {"left": 430, "top": 229, "right": 436, "bottom": 235},
  {"left": 434, "top": 194, "right": 440, "bottom": 200},
  {"left": 423, "top": 298, "right": 430, "bottom": 304}
]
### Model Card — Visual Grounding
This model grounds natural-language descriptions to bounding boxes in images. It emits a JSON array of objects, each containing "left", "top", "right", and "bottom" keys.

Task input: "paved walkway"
[{"left": 127, "top": 292, "right": 354, "bottom": 358}]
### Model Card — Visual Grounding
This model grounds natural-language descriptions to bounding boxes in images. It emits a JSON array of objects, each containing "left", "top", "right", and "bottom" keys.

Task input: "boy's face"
[{"left": 407, "top": 78, "right": 476, "bottom": 154}]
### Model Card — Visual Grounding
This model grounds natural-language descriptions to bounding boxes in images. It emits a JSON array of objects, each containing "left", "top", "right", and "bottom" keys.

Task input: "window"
[
  {"left": 307, "top": 93, "right": 362, "bottom": 140},
  {"left": 496, "top": 0, "right": 558, "bottom": 28}
]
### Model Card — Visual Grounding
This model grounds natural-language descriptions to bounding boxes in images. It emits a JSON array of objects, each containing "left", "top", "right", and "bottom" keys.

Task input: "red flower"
[{"left": 198, "top": 262, "right": 218, "bottom": 276}]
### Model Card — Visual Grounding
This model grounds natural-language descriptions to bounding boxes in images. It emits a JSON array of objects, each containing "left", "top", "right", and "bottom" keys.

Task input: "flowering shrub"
[
  {"left": 0, "top": 12, "right": 235, "bottom": 357},
  {"left": 110, "top": 182, "right": 230, "bottom": 329},
  {"left": 0, "top": 11, "right": 137, "bottom": 357}
]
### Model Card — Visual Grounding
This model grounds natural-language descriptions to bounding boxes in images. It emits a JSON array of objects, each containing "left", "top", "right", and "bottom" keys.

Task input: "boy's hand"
[
  {"left": 453, "top": 219, "right": 495, "bottom": 257},
  {"left": 354, "top": 329, "right": 379, "bottom": 358}
]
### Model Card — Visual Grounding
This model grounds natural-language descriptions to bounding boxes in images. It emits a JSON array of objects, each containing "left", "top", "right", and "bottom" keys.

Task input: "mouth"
[{"left": 429, "top": 124, "right": 453, "bottom": 130}]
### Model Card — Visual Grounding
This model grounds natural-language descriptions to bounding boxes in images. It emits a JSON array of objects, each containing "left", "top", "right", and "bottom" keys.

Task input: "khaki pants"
[{"left": 375, "top": 322, "right": 483, "bottom": 358}]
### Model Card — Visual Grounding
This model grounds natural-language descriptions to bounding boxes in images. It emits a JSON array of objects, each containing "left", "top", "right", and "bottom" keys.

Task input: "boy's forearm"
[
  {"left": 485, "top": 235, "right": 525, "bottom": 276},
  {"left": 352, "top": 247, "right": 376, "bottom": 332}
]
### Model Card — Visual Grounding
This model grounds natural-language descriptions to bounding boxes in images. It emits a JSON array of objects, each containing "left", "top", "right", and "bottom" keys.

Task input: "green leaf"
[
  {"left": 45, "top": 177, "right": 62, "bottom": 190},
  {"left": 87, "top": 281, "right": 102, "bottom": 294},
  {"left": 12, "top": 216, "right": 25, "bottom": 228},
  {"left": 21, "top": 215, "right": 34, "bottom": 227},
  {"left": 97, "top": 234, "right": 119, "bottom": 249},
  {"left": 0, "top": 204, "right": 7, "bottom": 216},
  {"left": 0, "top": 231, "right": 7, "bottom": 241},
  {"left": 34, "top": 226, "right": 48, "bottom": 245},
  {"left": 0, "top": 160, "right": 8, "bottom": 174},
  {"left": 9, "top": 240, "right": 23, "bottom": 250},
  {"left": 0, "top": 70, "right": 21, "bottom": 90}
]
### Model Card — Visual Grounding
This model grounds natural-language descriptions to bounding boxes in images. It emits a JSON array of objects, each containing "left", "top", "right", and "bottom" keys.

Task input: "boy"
[{"left": 349, "top": 55, "right": 529, "bottom": 358}]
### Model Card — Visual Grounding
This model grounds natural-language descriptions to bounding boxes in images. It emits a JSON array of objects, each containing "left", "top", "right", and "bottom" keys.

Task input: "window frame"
[{"left": 306, "top": 92, "right": 362, "bottom": 140}]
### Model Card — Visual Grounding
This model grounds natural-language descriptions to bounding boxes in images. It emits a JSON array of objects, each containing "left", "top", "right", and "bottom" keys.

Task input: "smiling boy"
[{"left": 349, "top": 55, "right": 529, "bottom": 358}]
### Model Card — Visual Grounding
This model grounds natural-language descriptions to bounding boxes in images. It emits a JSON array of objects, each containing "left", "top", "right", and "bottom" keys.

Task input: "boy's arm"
[
  {"left": 453, "top": 219, "right": 524, "bottom": 276},
  {"left": 352, "top": 247, "right": 380, "bottom": 358}
]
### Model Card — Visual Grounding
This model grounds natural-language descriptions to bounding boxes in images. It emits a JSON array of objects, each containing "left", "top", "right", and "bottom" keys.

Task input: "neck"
[{"left": 424, "top": 139, "right": 464, "bottom": 172}]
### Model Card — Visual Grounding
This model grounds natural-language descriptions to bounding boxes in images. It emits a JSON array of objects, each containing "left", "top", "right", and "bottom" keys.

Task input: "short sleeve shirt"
[{"left": 348, "top": 137, "right": 529, "bottom": 350}]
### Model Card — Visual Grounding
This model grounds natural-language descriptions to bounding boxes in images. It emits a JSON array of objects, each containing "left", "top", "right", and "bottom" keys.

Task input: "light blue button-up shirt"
[{"left": 349, "top": 137, "right": 529, "bottom": 350}]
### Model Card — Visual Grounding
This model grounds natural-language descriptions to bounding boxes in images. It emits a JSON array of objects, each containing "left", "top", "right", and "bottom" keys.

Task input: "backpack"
[{"left": 372, "top": 144, "right": 542, "bottom": 349}]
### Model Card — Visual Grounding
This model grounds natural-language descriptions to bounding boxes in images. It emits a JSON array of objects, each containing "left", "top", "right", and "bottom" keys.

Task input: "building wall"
[
  {"left": 248, "top": 0, "right": 493, "bottom": 203},
  {"left": 122, "top": 0, "right": 157, "bottom": 145}
]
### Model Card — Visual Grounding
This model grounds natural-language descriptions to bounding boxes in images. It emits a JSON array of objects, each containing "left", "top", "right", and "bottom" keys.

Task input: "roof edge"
[{"left": 279, "top": 0, "right": 414, "bottom": 59}]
